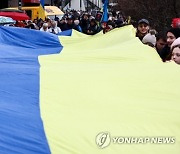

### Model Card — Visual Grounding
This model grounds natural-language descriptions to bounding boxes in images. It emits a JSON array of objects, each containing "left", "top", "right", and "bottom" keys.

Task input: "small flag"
[
  {"left": 40, "top": 0, "right": 44, "bottom": 8},
  {"left": 39, "top": 0, "right": 45, "bottom": 20},
  {"left": 102, "top": 0, "right": 109, "bottom": 23}
]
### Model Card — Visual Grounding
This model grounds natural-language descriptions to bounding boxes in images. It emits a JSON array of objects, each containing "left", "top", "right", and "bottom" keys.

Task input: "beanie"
[
  {"left": 172, "top": 18, "right": 180, "bottom": 28},
  {"left": 171, "top": 37, "right": 180, "bottom": 49},
  {"left": 74, "top": 20, "right": 80, "bottom": 25},
  {"left": 142, "top": 30, "right": 157, "bottom": 46},
  {"left": 167, "top": 28, "right": 180, "bottom": 39}
]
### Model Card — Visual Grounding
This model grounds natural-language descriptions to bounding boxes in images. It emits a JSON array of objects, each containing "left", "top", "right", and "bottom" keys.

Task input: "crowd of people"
[
  {"left": 3, "top": 9, "right": 180, "bottom": 65},
  {"left": 135, "top": 18, "right": 180, "bottom": 65},
  {"left": 13, "top": 10, "right": 128, "bottom": 35}
]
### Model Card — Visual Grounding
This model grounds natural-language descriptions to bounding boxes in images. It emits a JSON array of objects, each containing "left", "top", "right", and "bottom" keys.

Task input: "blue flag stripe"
[{"left": 0, "top": 26, "right": 62, "bottom": 154}]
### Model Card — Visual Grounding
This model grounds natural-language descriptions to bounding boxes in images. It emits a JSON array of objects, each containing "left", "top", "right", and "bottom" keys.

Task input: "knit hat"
[
  {"left": 142, "top": 29, "right": 157, "bottom": 46},
  {"left": 172, "top": 18, "right": 180, "bottom": 28},
  {"left": 74, "top": 20, "right": 79, "bottom": 25},
  {"left": 171, "top": 37, "right": 180, "bottom": 49},
  {"left": 167, "top": 28, "right": 180, "bottom": 39}
]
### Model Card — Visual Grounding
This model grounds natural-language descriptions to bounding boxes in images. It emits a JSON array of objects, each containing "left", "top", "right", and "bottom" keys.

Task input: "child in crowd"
[{"left": 171, "top": 38, "right": 180, "bottom": 65}]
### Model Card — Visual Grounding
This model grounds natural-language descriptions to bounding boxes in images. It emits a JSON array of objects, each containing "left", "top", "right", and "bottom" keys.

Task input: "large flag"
[
  {"left": 0, "top": 26, "right": 180, "bottom": 154},
  {"left": 0, "top": 26, "right": 62, "bottom": 154},
  {"left": 102, "top": 0, "right": 109, "bottom": 22}
]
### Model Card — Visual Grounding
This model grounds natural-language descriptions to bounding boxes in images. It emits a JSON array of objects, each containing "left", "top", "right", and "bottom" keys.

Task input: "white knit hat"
[
  {"left": 74, "top": 20, "right": 79, "bottom": 25},
  {"left": 171, "top": 37, "right": 180, "bottom": 49},
  {"left": 142, "top": 30, "right": 157, "bottom": 46}
]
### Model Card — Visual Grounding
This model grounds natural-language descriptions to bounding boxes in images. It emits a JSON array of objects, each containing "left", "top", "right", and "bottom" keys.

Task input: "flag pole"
[
  {"left": 80, "top": 0, "right": 82, "bottom": 10},
  {"left": 18, "top": 0, "right": 22, "bottom": 10}
]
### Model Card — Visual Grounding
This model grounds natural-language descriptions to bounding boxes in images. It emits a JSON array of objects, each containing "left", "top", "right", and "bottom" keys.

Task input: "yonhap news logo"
[
  {"left": 95, "top": 132, "right": 176, "bottom": 149},
  {"left": 96, "top": 132, "right": 111, "bottom": 149}
]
